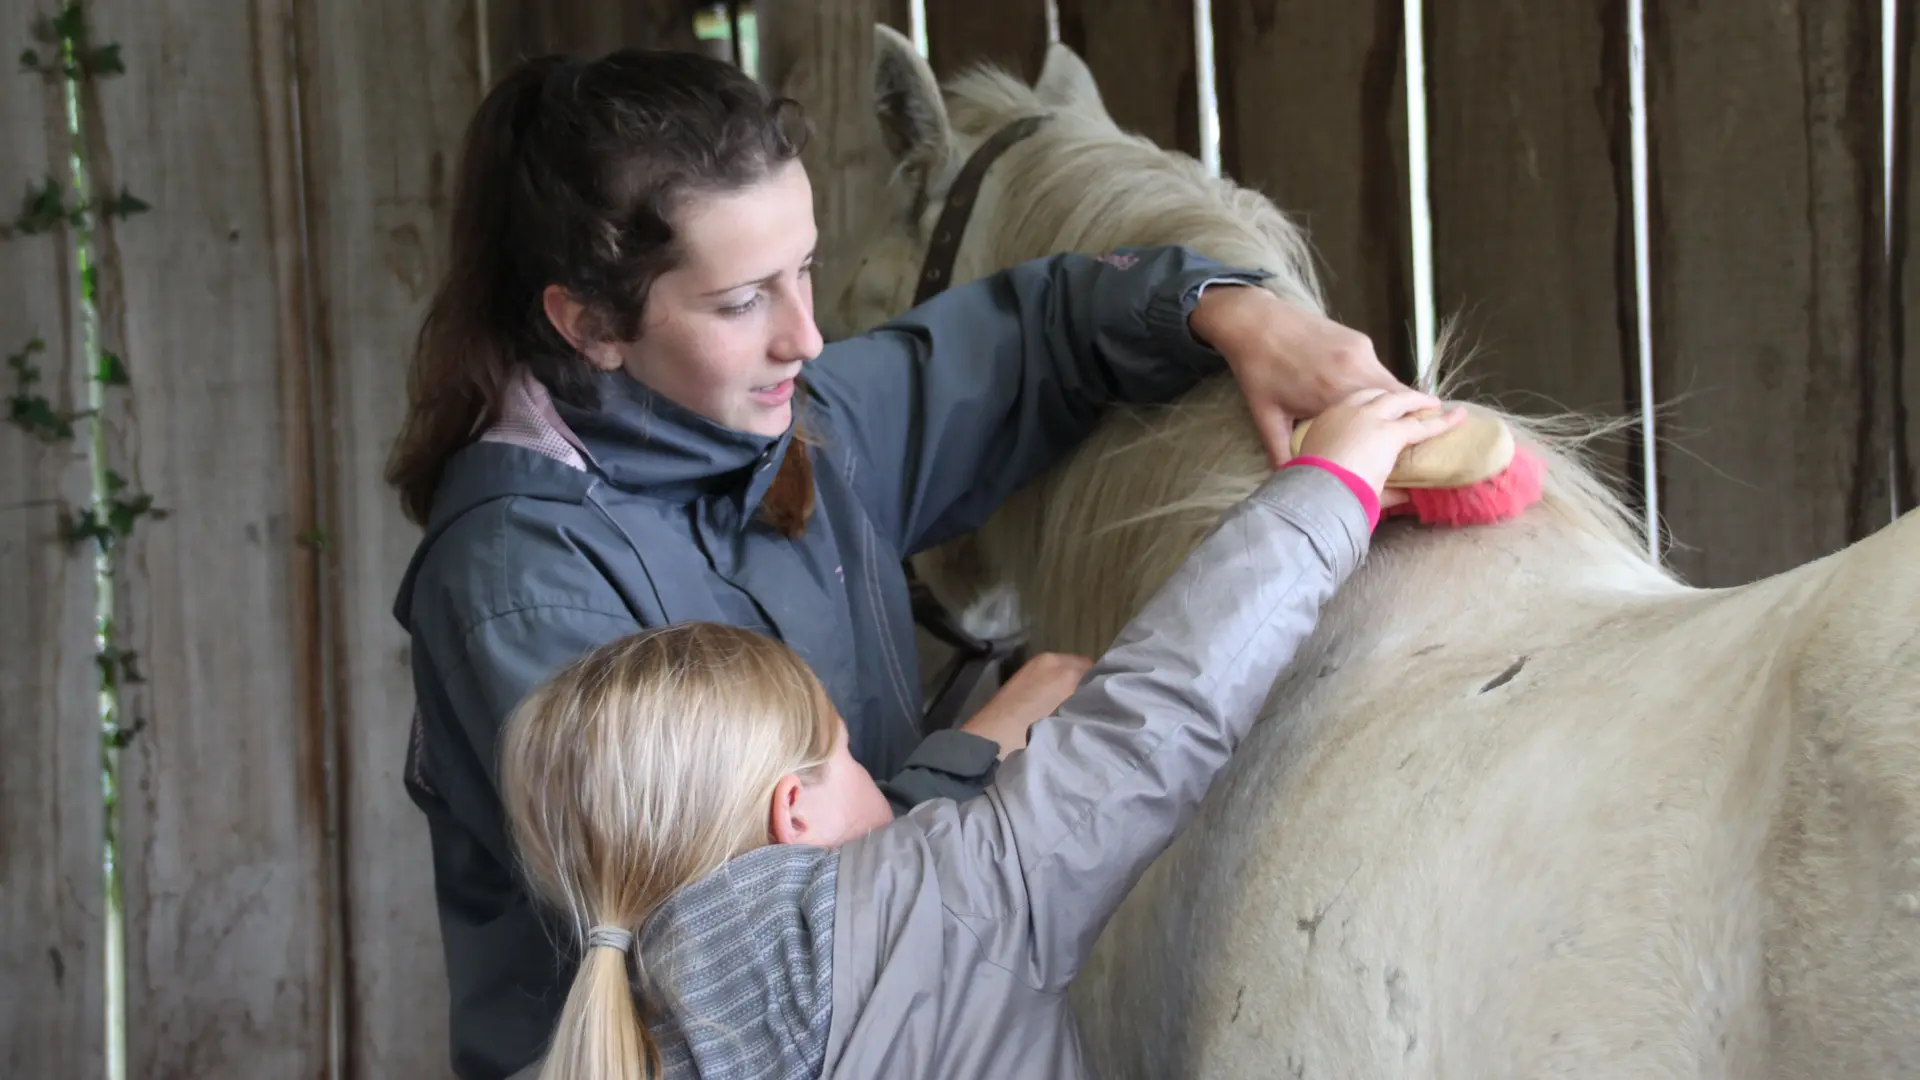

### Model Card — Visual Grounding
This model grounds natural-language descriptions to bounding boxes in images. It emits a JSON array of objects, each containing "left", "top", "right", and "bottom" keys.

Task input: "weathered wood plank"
[
  {"left": 294, "top": 0, "right": 481, "bottom": 1074},
  {"left": 1645, "top": 0, "right": 1889, "bottom": 585},
  {"left": 758, "top": 0, "right": 894, "bottom": 276},
  {"left": 0, "top": 6, "right": 106, "bottom": 1075},
  {"left": 1056, "top": 0, "right": 1200, "bottom": 157},
  {"left": 1214, "top": 0, "right": 1415, "bottom": 379},
  {"left": 1425, "top": 0, "right": 1641, "bottom": 500},
  {"left": 926, "top": 0, "right": 1050, "bottom": 82},
  {"left": 489, "top": 0, "right": 701, "bottom": 76},
  {"left": 82, "top": 0, "right": 332, "bottom": 1073},
  {"left": 1898, "top": 0, "right": 1919, "bottom": 516}
]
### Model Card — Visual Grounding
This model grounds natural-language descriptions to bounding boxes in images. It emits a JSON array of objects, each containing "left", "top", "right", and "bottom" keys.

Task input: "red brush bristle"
[{"left": 1387, "top": 444, "right": 1546, "bottom": 528}]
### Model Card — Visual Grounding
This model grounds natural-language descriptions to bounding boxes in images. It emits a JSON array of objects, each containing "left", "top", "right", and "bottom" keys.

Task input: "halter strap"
[
  {"left": 903, "top": 115, "right": 1049, "bottom": 735},
  {"left": 910, "top": 114, "right": 1049, "bottom": 307}
]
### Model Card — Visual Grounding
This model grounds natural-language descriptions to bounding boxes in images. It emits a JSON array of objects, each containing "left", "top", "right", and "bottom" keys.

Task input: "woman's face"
[{"left": 572, "top": 159, "right": 825, "bottom": 438}]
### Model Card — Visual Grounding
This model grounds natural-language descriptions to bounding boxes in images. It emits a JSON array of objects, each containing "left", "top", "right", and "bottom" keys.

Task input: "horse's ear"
[
  {"left": 872, "top": 23, "right": 950, "bottom": 186},
  {"left": 1034, "top": 42, "right": 1107, "bottom": 119}
]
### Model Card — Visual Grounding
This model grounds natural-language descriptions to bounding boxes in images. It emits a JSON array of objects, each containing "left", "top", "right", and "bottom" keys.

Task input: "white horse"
[{"left": 822, "top": 26, "right": 1920, "bottom": 1078}]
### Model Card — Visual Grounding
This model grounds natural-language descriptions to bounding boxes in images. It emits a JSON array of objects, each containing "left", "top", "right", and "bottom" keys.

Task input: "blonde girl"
[{"left": 499, "top": 386, "right": 1462, "bottom": 1080}]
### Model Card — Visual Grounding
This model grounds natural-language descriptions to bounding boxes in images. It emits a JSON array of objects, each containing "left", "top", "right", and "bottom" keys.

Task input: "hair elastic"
[{"left": 587, "top": 925, "right": 633, "bottom": 954}]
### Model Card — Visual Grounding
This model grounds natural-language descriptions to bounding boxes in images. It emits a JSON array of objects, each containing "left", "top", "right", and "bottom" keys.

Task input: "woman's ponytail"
[
  {"left": 386, "top": 56, "right": 570, "bottom": 525},
  {"left": 539, "top": 928, "right": 660, "bottom": 1080}
]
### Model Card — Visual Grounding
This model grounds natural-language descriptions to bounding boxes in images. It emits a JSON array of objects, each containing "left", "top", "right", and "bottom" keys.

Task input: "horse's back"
[{"left": 1073, "top": 530, "right": 1871, "bottom": 1078}]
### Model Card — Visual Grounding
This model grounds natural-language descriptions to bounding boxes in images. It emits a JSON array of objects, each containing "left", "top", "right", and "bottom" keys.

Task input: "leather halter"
[
  {"left": 911, "top": 114, "right": 1049, "bottom": 307},
  {"left": 905, "top": 114, "right": 1049, "bottom": 735}
]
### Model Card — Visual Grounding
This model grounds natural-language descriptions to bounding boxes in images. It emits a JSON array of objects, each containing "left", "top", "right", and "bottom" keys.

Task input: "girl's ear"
[
  {"left": 542, "top": 283, "right": 624, "bottom": 371},
  {"left": 768, "top": 773, "right": 807, "bottom": 845}
]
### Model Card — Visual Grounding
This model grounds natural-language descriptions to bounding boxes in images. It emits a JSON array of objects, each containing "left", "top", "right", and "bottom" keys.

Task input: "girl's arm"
[
  {"left": 802, "top": 244, "right": 1270, "bottom": 558},
  {"left": 835, "top": 460, "right": 1371, "bottom": 993}
]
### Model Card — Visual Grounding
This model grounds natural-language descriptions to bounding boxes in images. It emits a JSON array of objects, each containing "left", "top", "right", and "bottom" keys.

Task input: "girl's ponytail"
[
  {"left": 540, "top": 927, "right": 659, "bottom": 1080},
  {"left": 500, "top": 624, "right": 840, "bottom": 1080}
]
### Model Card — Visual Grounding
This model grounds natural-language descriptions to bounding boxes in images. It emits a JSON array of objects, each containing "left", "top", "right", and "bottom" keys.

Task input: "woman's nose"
[{"left": 773, "top": 287, "right": 824, "bottom": 361}]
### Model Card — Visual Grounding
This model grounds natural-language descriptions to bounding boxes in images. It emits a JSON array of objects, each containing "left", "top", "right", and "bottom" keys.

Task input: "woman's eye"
[{"left": 718, "top": 293, "right": 762, "bottom": 317}]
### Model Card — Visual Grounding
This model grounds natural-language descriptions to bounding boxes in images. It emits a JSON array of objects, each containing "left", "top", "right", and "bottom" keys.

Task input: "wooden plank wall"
[
  {"left": 1424, "top": 1, "right": 1642, "bottom": 498},
  {"left": 488, "top": 0, "right": 701, "bottom": 76},
  {"left": 84, "top": 0, "right": 332, "bottom": 1072},
  {"left": 292, "top": 0, "right": 481, "bottom": 1074},
  {"left": 1057, "top": 0, "right": 1199, "bottom": 156},
  {"left": 1645, "top": 0, "right": 1893, "bottom": 586},
  {"left": 1900, "top": 1, "right": 1919, "bottom": 516},
  {"left": 927, "top": 0, "right": 1050, "bottom": 82},
  {"left": 1214, "top": 0, "right": 1417, "bottom": 380},
  {"left": 758, "top": 0, "right": 904, "bottom": 272},
  {"left": 0, "top": 2, "right": 106, "bottom": 1075}
]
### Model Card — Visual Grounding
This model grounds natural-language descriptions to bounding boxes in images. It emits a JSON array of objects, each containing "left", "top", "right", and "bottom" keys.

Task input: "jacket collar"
[{"left": 553, "top": 369, "right": 794, "bottom": 514}]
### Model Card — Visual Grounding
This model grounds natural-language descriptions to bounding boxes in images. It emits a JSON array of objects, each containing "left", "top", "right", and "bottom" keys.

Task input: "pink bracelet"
[{"left": 1281, "top": 456, "right": 1381, "bottom": 531}]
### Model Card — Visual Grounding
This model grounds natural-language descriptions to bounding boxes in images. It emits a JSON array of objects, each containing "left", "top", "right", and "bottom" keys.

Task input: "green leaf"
[
  {"left": 95, "top": 350, "right": 129, "bottom": 385},
  {"left": 51, "top": 3, "right": 85, "bottom": 44},
  {"left": 103, "top": 187, "right": 149, "bottom": 219},
  {"left": 84, "top": 42, "right": 122, "bottom": 77}
]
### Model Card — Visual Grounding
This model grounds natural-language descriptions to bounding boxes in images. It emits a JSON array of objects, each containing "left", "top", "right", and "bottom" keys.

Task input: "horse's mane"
[{"left": 937, "top": 63, "right": 1670, "bottom": 580}]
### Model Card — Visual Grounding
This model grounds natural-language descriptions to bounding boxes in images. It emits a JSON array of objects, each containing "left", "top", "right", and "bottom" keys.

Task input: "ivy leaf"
[
  {"left": 29, "top": 12, "right": 60, "bottom": 45},
  {"left": 102, "top": 187, "right": 148, "bottom": 219},
  {"left": 50, "top": 3, "right": 85, "bottom": 44},
  {"left": 95, "top": 350, "right": 129, "bottom": 386},
  {"left": 84, "top": 42, "right": 122, "bottom": 77}
]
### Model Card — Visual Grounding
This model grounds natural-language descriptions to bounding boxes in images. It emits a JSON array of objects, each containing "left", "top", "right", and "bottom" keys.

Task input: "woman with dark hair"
[{"left": 388, "top": 47, "right": 1405, "bottom": 1079}]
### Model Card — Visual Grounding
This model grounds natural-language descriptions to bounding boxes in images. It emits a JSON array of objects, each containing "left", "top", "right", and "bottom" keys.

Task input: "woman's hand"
[
  {"left": 958, "top": 651, "right": 1096, "bottom": 759},
  {"left": 1299, "top": 388, "right": 1466, "bottom": 496},
  {"left": 1187, "top": 285, "right": 1409, "bottom": 471}
]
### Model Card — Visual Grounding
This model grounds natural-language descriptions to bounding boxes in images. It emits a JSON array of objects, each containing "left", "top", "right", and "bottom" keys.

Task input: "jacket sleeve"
[
  {"left": 876, "top": 728, "right": 1000, "bottom": 815},
  {"left": 835, "top": 462, "right": 1371, "bottom": 994},
  {"left": 802, "top": 245, "right": 1270, "bottom": 556}
]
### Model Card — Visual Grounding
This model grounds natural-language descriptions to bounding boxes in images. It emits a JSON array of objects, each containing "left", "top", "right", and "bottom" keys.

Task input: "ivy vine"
[{"left": 3, "top": 4, "right": 154, "bottom": 756}]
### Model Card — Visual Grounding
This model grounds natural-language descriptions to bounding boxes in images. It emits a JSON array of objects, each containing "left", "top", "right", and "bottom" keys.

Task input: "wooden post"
[
  {"left": 0, "top": 2, "right": 106, "bottom": 1074},
  {"left": 1645, "top": 0, "right": 1893, "bottom": 586},
  {"left": 83, "top": 0, "right": 332, "bottom": 1072},
  {"left": 293, "top": 0, "right": 483, "bottom": 1073},
  {"left": 1424, "top": 1, "right": 1643, "bottom": 505},
  {"left": 1056, "top": 0, "right": 1200, "bottom": 157},
  {"left": 926, "top": 0, "right": 1050, "bottom": 82},
  {"left": 1213, "top": 0, "right": 1416, "bottom": 380}
]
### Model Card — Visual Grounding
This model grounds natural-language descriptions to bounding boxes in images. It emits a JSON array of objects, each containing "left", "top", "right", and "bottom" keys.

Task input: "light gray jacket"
[{"left": 538, "top": 461, "right": 1371, "bottom": 1079}]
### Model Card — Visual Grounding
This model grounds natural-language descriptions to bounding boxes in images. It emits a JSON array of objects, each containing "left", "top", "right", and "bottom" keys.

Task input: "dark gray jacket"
[
  {"left": 392, "top": 245, "right": 1271, "bottom": 1079},
  {"left": 531, "top": 461, "right": 1373, "bottom": 1079}
]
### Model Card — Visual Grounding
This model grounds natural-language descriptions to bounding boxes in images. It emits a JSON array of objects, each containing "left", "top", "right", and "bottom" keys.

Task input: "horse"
[{"left": 819, "top": 25, "right": 1920, "bottom": 1078}]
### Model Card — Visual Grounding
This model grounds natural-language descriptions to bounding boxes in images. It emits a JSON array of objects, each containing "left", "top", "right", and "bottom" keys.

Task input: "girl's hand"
[
  {"left": 1298, "top": 388, "right": 1467, "bottom": 496},
  {"left": 958, "top": 651, "right": 1096, "bottom": 759}
]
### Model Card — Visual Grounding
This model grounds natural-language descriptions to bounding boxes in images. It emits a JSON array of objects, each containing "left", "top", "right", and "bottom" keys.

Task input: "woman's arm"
[
  {"left": 835, "top": 461, "right": 1371, "bottom": 993},
  {"left": 802, "top": 244, "right": 1270, "bottom": 557}
]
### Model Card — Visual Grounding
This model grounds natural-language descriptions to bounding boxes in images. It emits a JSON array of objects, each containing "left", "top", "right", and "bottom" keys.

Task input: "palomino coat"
[
  {"left": 533, "top": 460, "right": 1374, "bottom": 1079},
  {"left": 392, "top": 245, "right": 1272, "bottom": 1078}
]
